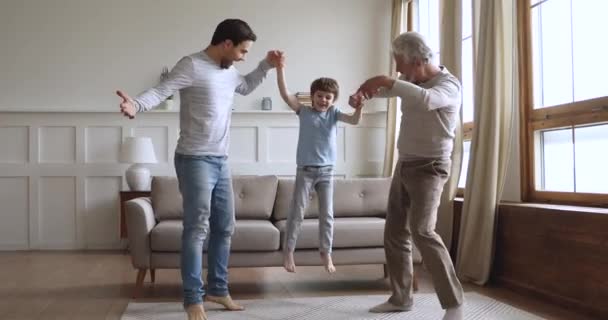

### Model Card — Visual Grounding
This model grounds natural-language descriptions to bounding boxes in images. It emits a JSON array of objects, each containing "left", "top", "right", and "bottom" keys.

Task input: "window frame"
[{"left": 518, "top": 0, "right": 608, "bottom": 207}]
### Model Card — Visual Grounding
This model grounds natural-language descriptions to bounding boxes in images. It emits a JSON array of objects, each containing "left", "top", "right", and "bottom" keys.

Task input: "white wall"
[
  {"left": 0, "top": 111, "right": 387, "bottom": 250},
  {"left": 0, "top": 0, "right": 393, "bottom": 250},
  {"left": 0, "top": 0, "right": 392, "bottom": 112}
]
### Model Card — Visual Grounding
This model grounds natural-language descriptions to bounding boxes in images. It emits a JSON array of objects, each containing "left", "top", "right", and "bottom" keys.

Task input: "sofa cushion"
[
  {"left": 151, "top": 176, "right": 182, "bottom": 221},
  {"left": 274, "top": 217, "right": 385, "bottom": 249},
  {"left": 150, "top": 220, "right": 182, "bottom": 251},
  {"left": 273, "top": 178, "right": 390, "bottom": 220},
  {"left": 233, "top": 175, "right": 278, "bottom": 219},
  {"left": 151, "top": 175, "right": 278, "bottom": 221},
  {"left": 150, "top": 219, "right": 280, "bottom": 252}
]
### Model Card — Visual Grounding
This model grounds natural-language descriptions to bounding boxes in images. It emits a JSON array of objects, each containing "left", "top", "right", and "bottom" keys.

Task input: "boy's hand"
[
  {"left": 116, "top": 90, "right": 136, "bottom": 119},
  {"left": 348, "top": 92, "right": 365, "bottom": 109},
  {"left": 277, "top": 52, "right": 286, "bottom": 69},
  {"left": 266, "top": 50, "right": 284, "bottom": 68}
]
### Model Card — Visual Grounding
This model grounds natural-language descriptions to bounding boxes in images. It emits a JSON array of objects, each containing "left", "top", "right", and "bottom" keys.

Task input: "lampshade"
[{"left": 120, "top": 137, "right": 158, "bottom": 164}]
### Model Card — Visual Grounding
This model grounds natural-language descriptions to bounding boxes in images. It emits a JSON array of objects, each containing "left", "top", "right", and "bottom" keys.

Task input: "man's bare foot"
[
  {"left": 283, "top": 251, "right": 296, "bottom": 273},
  {"left": 205, "top": 295, "right": 244, "bottom": 311},
  {"left": 185, "top": 303, "right": 207, "bottom": 320},
  {"left": 320, "top": 252, "right": 336, "bottom": 273}
]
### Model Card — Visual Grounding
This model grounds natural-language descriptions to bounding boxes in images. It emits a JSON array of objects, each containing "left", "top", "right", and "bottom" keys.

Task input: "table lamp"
[{"left": 120, "top": 136, "right": 158, "bottom": 191}]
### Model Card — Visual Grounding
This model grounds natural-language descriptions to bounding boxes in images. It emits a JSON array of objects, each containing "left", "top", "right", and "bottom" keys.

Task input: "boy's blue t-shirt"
[{"left": 296, "top": 105, "right": 341, "bottom": 166}]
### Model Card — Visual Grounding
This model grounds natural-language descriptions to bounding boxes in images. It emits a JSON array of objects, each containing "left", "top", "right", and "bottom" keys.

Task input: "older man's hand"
[{"left": 358, "top": 75, "right": 394, "bottom": 99}]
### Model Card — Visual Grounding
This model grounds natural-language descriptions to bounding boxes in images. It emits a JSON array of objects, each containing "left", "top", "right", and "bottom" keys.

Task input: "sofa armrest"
[{"left": 126, "top": 197, "right": 156, "bottom": 268}]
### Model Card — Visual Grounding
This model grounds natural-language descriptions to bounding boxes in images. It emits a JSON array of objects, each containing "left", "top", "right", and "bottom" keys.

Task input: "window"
[
  {"left": 520, "top": 0, "right": 608, "bottom": 206},
  {"left": 415, "top": 0, "right": 441, "bottom": 64},
  {"left": 415, "top": 0, "right": 475, "bottom": 191},
  {"left": 460, "top": 0, "right": 474, "bottom": 192},
  {"left": 458, "top": 140, "right": 471, "bottom": 188}
]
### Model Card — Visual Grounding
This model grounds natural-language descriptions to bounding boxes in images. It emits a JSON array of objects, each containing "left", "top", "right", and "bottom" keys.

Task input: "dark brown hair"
[
  {"left": 211, "top": 19, "right": 257, "bottom": 46},
  {"left": 310, "top": 77, "right": 339, "bottom": 101}
]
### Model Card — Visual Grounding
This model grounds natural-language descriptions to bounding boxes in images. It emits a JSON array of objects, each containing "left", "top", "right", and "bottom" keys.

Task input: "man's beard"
[{"left": 220, "top": 59, "right": 233, "bottom": 69}]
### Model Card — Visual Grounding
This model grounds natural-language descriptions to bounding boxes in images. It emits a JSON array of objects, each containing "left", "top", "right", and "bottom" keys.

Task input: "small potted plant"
[{"left": 157, "top": 66, "right": 173, "bottom": 110}]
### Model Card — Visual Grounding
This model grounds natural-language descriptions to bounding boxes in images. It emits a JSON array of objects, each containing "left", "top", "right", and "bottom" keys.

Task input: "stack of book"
[{"left": 295, "top": 92, "right": 312, "bottom": 107}]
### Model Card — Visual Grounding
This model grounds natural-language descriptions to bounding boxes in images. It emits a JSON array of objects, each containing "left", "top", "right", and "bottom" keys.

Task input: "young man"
[
  {"left": 353, "top": 31, "right": 465, "bottom": 320},
  {"left": 116, "top": 19, "right": 281, "bottom": 320}
]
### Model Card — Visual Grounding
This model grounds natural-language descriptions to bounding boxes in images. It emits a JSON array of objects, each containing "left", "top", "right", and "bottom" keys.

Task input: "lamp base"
[{"left": 125, "top": 164, "right": 151, "bottom": 191}]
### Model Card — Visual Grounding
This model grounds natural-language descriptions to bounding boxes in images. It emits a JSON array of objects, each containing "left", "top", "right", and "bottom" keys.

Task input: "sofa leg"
[
  {"left": 150, "top": 269, "right": 156, "bottom": 283},
  {"left": 133, "top": 268, "right": 147, "bottom": 299},
  {"left": 413, "top": 271, "right": 419, "bottom": 292}
]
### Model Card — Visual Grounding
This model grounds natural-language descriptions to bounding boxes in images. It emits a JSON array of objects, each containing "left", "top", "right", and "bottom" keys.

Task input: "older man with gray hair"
[{"left": 351, "top": 31, "right": 464, "bottom": 320}]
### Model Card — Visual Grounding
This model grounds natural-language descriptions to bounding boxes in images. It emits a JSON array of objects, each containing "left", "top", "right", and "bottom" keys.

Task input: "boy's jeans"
[
  {"left": 174, "top": 153, "right": 235, "bottom": 307},
  {"left": 284, "top": 165, "right": 335, "bottom": 253}
]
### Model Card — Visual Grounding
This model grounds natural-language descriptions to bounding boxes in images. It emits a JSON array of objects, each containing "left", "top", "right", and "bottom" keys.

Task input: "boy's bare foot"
[
  {"left": 205, "top": 295, "right": 244, "bottom": 311},
  {"left": 320, "top": 252, "right": 336, "bottom": 273},
  {"left": 283, "top": 251, "right": 296, "bottom": 272},
  {"left": 185, "top": 303, "right": 207, "bottom": 320}
]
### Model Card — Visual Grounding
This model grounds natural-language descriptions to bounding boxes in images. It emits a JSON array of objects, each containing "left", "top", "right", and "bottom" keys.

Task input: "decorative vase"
[{"left": 261, "top": 97, "right": 272, "bottom": 110}]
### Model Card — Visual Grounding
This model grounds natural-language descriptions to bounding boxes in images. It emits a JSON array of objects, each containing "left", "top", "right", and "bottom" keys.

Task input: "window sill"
[{"left": 453, "top": 197, "right": 607, "bottom": 215}]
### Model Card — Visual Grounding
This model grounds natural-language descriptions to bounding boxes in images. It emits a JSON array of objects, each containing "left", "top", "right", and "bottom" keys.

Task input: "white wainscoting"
[{"left": 0, "top": 111, "right": 387, "bottom": 250}]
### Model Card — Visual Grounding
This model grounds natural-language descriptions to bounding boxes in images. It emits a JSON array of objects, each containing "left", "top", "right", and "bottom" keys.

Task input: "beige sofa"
[{"left": 125, "top": 175, "right": 420, "bottom": 297}]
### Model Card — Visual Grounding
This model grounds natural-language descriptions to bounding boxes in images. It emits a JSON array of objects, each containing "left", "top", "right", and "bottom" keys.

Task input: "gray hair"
[{"left": 391, "top": 32, "right": 433, "bottom": 63}]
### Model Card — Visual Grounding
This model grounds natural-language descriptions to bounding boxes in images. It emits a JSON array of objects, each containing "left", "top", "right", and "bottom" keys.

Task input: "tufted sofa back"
[
  {"left": 272, "top": 178, "right": 390, "bottom": 221},
  {"left": 150, "top": 175, "right": 278, "bottom": 221}
]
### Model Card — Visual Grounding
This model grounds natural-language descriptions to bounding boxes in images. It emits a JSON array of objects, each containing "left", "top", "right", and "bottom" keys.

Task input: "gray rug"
[{"left": 122, "top": 292, "right": 545, "bottom": 319}]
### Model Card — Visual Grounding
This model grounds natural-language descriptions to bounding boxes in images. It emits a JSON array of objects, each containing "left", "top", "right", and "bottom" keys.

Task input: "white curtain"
[
  {"left": 382, "top": 0, "right": 409, "bottom": 177},
  {"left": 436, "top": 0, "right": 463, "bottom": 252},
  {"left": 456, "top": 0, "right": 516, "bottom": 285}
]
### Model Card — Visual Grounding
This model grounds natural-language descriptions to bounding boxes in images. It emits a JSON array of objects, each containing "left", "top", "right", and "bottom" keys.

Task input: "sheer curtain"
[
  {"left": 456, "top": 0, "right": 516, "bottom": 284},
  {"left": 436, "top": 0, "right": 463, "bottom": 252},
  {"left": 382, "top": 0, "right": 410, "bottom": 177}
]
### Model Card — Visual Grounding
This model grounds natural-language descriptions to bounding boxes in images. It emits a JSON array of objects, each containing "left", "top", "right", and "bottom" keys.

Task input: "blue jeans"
[
  {"left": 174, "top": 153, "right": 235, "bottom": 307},
  {"left": 284, "top": 165, "right": 335, "bottom": 253}
]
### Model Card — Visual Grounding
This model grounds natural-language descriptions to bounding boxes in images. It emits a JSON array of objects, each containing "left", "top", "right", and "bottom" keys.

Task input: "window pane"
[
  {"left": 427, "top": 0, "right": 440, "bottom": 54},
  {"left": 416, "top": 0, "right": 429, "bottom": 34},
  {"left": 462, "top": 37, "right": 474, "bottom": 123},
  {"left": 416, "top": 0, "right": 440, "bottom": 56},
  {"left": 574, "top": 124, "right": 608, "bottom": 193},
  {"left": 539, "top": 128, "right": 574, "bottom": 192},
  {"left": 572, "top": 2, "right": 608, "bottom": 101},
  {"left": 531, "top": 7, "right": 543, "bottom": 109},
  {"left": 399, "top": 1, "right": 407, "bottom": 33},
  {"left": 458, "top": 140, "right": 471, "bottom": 188},
  {"left": 462, "top": 0, "right": 473, "bottom": 39},
  {"left": 532, "top": 0, "right": 574, "bottom": 108}
]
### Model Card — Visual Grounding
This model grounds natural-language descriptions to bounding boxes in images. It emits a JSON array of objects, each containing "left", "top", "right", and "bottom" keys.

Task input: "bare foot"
[
  {"left": 185, "top": 303, "right": 207, "bottom": 320},
  {"left": 283, "top": 251, "right": 296, "bottom": 273},
  {"left": 442, "top": 304, "right": 464, "bottom": 320},
  {"left": 205, "top": 295, "right": 244, "bottom": 311},
  {"left": 320, "top": 252, "right": 336, "bottom": 273}
]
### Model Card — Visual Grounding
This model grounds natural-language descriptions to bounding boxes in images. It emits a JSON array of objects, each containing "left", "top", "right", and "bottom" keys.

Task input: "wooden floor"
[{"left": 0, "top": 251, "right": 599, "bottom": 320}]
